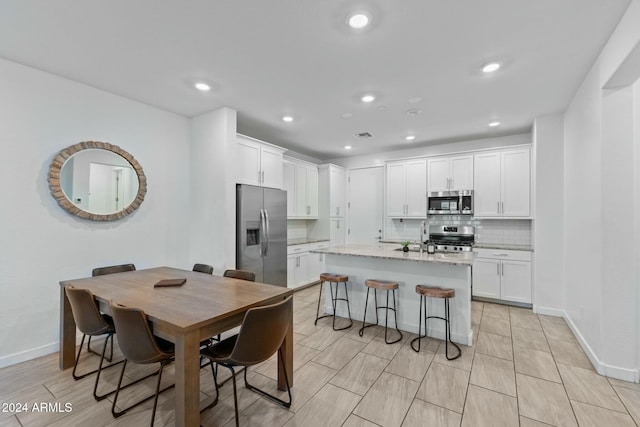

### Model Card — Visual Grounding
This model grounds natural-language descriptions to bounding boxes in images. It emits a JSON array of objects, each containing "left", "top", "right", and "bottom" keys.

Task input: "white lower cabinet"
[
  {"left": 287, "top": 242, "right": 328, "bottom": 289},
  {"left": 472, "top": 248, "right": 532, "bottom": 304},
  {"left": 330, "top": 219, "right": 346, "bottom": 245}
]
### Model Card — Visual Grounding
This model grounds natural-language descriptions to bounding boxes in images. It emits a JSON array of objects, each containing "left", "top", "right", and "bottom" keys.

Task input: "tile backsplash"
[
  {"left": 287, "top": 220, "right": 309, "bottom": 240},
  {"left": 385, "top": 216, "right": 532, "bottom": 246}
]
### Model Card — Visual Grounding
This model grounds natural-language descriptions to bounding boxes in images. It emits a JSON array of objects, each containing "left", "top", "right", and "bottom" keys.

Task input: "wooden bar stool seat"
[
  {"left": 359, "top": 279, "right": 403, "bottom": 344},
  {"left": 411, "top": 284, "right": 461, "bottom": 360},
  {"left": 315, "top": 273, "right": 353, "bottom": 331}
]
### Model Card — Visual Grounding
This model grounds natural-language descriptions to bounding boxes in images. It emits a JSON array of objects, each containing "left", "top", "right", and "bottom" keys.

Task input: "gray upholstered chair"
[
  {"left": 193, "top": 263, "right": 214, "bottom": 274},
  {"left": 200, "top": 296, "right": 293, "bottom": 426},
  {"left": 65, "top": 285, "right": 122, "bottom": 400},
  {"left": 109, "top": 301, "right": 179, "bottom": 426},
  {"left": 223, "top": 269, "right": 256, "bottom": 281}
]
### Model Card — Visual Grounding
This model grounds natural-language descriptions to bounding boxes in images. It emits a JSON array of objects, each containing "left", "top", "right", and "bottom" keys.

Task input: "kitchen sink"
[{"left": 393, "top": 247, "right": 422, "bottom": 253}]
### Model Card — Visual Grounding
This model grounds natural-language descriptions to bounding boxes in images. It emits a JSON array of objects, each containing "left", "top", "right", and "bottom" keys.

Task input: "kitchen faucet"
[{"left": 419, "top": 220, "right": 426, "bottom": 252}]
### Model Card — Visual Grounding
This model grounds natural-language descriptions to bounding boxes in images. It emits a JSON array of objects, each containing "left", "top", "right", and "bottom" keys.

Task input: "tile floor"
[{"left": 1, "top": 284, "right": 639, "bottom": 426}]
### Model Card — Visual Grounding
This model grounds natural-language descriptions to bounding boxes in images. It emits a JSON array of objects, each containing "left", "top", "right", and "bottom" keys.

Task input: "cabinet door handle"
[
  {"left": 493, "top": 253, "right": 509, "bottom": 257},
  {"left": 262, "top": 171, "right": 265, "bottom": 183},
  {"left": 501, "top": 201, "right": 504, "bottom": 214},
  {"left": 259, "top": 170, "right": 262, "bottom": 183},
  {"left": 497, "top": 263, "right": 500, "bottom": 276},
  {"left": 337, "top": 220, "right": 340, "bottom": 229},
  {"left": 337, "top": 206, "right": 340, "bottom": 216}
]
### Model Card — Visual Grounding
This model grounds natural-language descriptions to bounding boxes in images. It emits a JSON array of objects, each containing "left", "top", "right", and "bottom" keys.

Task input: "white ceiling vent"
[{"left": 355, "top": 132, "right": 373, "bottom": 138}]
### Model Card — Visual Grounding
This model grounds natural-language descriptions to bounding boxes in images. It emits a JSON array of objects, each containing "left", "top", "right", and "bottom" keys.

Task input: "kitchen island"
[{"left": 311, "top": 244, "right": 474, "bottom": 345}]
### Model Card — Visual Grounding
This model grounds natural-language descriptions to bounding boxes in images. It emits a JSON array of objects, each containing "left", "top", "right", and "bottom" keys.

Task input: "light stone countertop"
[
  {"left": 287, "top": 238, "right": 331, "bottom": 246},
  {"left": 310, "top": 243, "right": 474, "bottom": 266},
  {"left": 473, "top": 243, "right": 534, "bottom": 251}
]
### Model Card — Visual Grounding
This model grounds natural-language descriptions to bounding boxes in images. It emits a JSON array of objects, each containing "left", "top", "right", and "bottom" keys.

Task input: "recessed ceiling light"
[
  {"left": 344, "top": 145, "right": 352, "bottom": 150},
  {"left": 406, "top": 109, "right": 422, "bottom": 116},
  {"left": 282, "top": 115, "right": 294, "bottom": 122},
  {"left": 361, "top": 94, "right": 375, "bottom": 103},
  {"left": 341, "top": 113, "right": 353, "bottom": 119},
  {"left": 194, "top": 82, "right": 211, "bottom": 91},
  {"left": 482, "top": 62, "right": 501, "bottom": 73},
  {"left": 347, "top": 11, "right": 370, "bottom": 29},
  {"left": 408, "top": 96, "right": 422, "bottom": 104},
  {"left": 489, "top": 121, "right": 501, "bottom": 127},
  {"left": 406, "top": 135, "right": 416, "bottom": 141},
  {"left": 377, "top": 105, "right": 387, "bottom": 110}
]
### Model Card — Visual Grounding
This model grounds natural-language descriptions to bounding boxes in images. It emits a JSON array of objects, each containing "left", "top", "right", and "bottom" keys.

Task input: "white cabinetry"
[
  {"left": 309, "top": 164, "right": 346, "bottom": 245},
  {"left": 287, "top": 242, "right": 329, "bottom": 289},
  {"left": 330, "top": 219, "right": 346, "bottom": 246},
  {"left": 237, "top": 134, "right": 285, "bottom": 189},
  {"left": 386, "top": 158, "right": 427, "bottom": 218},
  {"left": 472, "top": 248, "right": 532, "bottom": 304},
  {"left": 428, "top": 155, "right": 473, "bottom": 192},
  {"left": 474, "top": 148, "right": 531, "bottom": 217},
  {"left": 283, "top": 157, "right": 318, "bottom": 219}
]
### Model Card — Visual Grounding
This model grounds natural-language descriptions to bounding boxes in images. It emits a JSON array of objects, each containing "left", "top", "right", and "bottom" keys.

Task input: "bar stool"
[
  {"left": 359, "top": 279, "right": 403, "bottom": 344},
  {"left": 411, "top": 285, "right": 461, "bottom": 360},
  {"left": 315, "top": 273, "right": 353, "bottom": 331}
]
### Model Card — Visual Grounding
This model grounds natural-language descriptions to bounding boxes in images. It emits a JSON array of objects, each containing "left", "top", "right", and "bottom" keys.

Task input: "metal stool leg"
[
  {"left": 314, "top": 281, "right": 325, "bottom": 325},
  {"left": 383, "top": 289, "right": 403, "bottom": 344},
  {"left": 411, "top": 295, "right": 427, "bottom": 352},
  {"left": 359, "top": 287, "right": 372, "bottom": 336},
  {"left": 444, "top": 299, "right": 461, "bottom": 360}
]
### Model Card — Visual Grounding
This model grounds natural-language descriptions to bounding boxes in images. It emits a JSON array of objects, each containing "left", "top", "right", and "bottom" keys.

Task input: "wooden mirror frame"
[{"left": 48, "top": 141, "right": 147, "bottom": 221}]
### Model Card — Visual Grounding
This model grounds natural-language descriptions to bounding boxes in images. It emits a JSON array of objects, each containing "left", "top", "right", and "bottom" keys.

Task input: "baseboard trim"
[
  {"left": 0, "top": 342, "right": 58, "bottom": 369},
  {"left": 532, "top": 304, "right": 565, "bottom": 317},
  {"left": 564, "top": 312, "right": 639, "bottom": 383}
]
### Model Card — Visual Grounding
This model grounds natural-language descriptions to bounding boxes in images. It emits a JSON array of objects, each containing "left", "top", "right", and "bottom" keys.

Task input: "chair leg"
[
  {"left": 93, "top": 333, "right": 125, "bottom": 401},
  {"left": 201, "top": 362, "right": 219, "bottom": 412},
  {"left": 230, "top": 366, "right": 239, "bottom": 427},
  {"left": 87, "top": 334, "right": 113, "bottom": 362},
  {"left": 111, "top": 359, "right": 175, "bottom": 421},
  {"left": 73, "top": 334, "right": 123, "bottom": 381},
  {"left": 243, "top": 349, "right": 292, "bottom": 409}
]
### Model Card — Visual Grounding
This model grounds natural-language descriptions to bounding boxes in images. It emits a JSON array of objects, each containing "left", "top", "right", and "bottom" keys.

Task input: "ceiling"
[{"left": 0, "top": 0, "right": 631, "bottom": 160}]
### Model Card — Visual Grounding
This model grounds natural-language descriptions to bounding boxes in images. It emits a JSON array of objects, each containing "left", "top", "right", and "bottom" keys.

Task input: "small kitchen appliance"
[{"left": 427, "top": 190, "right": 473, "bottom": 215}]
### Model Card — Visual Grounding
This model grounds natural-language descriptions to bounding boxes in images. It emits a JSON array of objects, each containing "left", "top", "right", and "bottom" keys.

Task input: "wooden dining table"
[{"left": 59, "top": 266, "right": 294, "bottom": 427}]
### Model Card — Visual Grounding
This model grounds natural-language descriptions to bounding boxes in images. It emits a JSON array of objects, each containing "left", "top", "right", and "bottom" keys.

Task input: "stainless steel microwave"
[{"left": 427, "top": 190, "right": 473, "bottom": 215}]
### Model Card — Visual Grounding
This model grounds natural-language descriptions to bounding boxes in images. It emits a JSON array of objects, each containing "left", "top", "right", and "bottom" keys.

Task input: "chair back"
[
  {"left": 108, "top": 301, "right": 171, "bottom": 364},
  {"left": 223, "top": 269, "right": 256, "bottom": 282},
  {"left": 229, "top": 296, "right": 292, "bottom": 365},
  {"left": 65, "top": 286, "right": 111, "bottom": 335},
  {"left": 193, "top": 263, "right": 214, "bottom": 274},
  {"left": 92, "top": 264, "right": 136, "bottom": 277}
]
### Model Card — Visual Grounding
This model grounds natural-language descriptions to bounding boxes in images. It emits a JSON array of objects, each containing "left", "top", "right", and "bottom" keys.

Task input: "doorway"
[{"left": 347, "top": 166, "right": 384, "bottom": 244}]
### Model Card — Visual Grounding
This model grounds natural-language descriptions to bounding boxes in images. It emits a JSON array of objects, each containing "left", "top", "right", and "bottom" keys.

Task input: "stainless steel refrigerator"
[{"left": 236, "top": 184, "right": 287, "bottom": 286}]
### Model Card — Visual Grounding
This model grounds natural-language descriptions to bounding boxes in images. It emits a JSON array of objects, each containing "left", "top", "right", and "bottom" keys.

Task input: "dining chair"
[
  {"left": 223, "top": 269, "right": 256, "bottom": 281},
  {"left": 108, "top": 300, "right": 185, "bottom": 427},
  {"left": 92, "top": 263, "right": 136, "bottom": 277},
  {"left": 65, "top": 285, "right": 123, "bottom": 401},
  {"left": 200, "top": 296, "right": 293, "bottom": 427},
  {"left": 193, "top": 263, "right": 214, "bottom": 274},
  {"left": 209, "top": 269, "right": 256, "bottom": 347},
  {"left": 87, "top": 263, "right": 136, "bottom": 358}
]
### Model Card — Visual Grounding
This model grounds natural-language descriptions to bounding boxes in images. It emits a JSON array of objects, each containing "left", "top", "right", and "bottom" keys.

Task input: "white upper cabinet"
[
  {"left": 386, "top": 158, "right": 427, "bottom": 218},
  {"left": 427, "top": 155, "right": 473, "bottom": 192},
  {"left": 474, "top": 148, "right": 530, "bottom": 218},
  {"left": 329, "top": 166, "right": 346, "bottom": 217},
  {"left": 283, "top": 157, "right": 318, "bottom": 219},
  {"left": 236, "top": 134, "right": 285, "bottom": 189}
]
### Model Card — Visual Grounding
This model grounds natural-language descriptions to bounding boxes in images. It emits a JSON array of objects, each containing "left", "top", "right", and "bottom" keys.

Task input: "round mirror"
[{"left": 48, "top": 141, "right": 147, "bottom": 220}]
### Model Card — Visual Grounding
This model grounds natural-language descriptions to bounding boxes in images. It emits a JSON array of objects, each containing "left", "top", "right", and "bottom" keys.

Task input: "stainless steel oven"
[
  {"left": 427, "top": 190, "right": 473, "bottom": 215},
  {"left": 428, "top": 225, "right": 475, "bottom": 252}
]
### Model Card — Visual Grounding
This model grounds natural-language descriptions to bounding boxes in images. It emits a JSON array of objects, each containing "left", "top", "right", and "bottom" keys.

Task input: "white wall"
[
  {"left": 0, "top": 58, "right": 191, "bottom": 367},
  {"left": 190, "top": 108, "right": 238, "bottom": 273},
  {"left": 532, "top": 114, "right": 565, "bottom": 315},
  {"left": 562, "top": 0, "right": 640, "bottom": 380}
]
